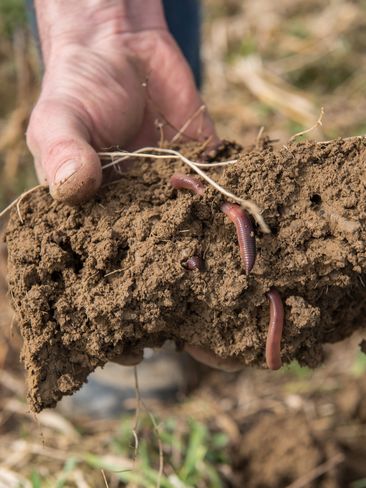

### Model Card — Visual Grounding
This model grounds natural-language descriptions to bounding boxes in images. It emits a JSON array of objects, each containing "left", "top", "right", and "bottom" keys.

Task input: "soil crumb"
[{"left": 6, "top": 138, "right": 366, "bottom": 411}]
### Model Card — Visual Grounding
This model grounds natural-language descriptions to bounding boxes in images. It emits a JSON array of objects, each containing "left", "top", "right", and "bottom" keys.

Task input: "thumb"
[{"left": 27, "top": 99, "right": 102, "bottom": 204}]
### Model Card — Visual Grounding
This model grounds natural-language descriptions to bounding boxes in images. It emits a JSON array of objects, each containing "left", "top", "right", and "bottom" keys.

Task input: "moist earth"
[{"left": 5, "top": 138, "right": 366, "bottom": 412}]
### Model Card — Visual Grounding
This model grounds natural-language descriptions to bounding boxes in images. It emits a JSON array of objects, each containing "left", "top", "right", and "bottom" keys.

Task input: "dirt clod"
[{"left": 6, "top": 138, "right": 366, "bottom": 412}]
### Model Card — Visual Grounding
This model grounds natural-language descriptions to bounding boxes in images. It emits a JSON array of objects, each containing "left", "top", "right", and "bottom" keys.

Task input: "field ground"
[{"left": 0, "top": 1, "right": 366, "bottom": 487}]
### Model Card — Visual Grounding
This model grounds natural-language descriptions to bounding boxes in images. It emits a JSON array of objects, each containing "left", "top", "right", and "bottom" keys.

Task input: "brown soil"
[{"left": 5, "top": 138, "right": 366, "bottom": 412}]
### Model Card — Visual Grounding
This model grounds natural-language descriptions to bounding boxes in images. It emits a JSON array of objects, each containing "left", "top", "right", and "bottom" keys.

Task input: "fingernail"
[{"left": 54, "top": 160, "right": 81, "bottom": 185}]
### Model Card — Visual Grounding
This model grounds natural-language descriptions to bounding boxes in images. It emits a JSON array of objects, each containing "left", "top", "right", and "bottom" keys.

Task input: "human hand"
[{"left": 27, "top": 0, "right": 216, "bottom": 204}]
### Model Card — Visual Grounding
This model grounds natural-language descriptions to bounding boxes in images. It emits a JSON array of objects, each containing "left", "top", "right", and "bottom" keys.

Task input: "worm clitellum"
[
  {"left": 183, "top": 256, "right": 204, "bottom": 271},
  {"left": 265, "top": 287, "right": 284, "bottom": 370},
  {"left": 170, "top": 173, "right": 205, "bottom": 196},
  {"left": 221, "top": 202, "right": 256, "bottom": 274}
]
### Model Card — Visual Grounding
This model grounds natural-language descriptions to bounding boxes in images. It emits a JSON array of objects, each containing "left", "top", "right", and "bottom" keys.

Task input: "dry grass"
[{"left": 203, "top": 0, "right": 366, "bottom": 143}]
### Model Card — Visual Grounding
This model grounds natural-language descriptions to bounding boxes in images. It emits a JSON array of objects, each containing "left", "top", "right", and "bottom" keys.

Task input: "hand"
[{"left": 27, "top": 0, "right": 216, "bottom": 204}]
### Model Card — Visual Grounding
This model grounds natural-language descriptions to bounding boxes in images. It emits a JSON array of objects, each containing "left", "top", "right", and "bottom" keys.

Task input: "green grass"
[
  {"left": 23, "top": 414, "right": 229, "bottom": 487},
  {"left": 105, "top": 415, "right": 228, "bottom": 487},
  {"left": 30, "top": 471, "right": 42, "bottom": 488}
]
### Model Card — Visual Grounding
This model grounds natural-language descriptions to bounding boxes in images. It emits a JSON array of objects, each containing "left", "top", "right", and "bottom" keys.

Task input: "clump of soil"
[{"left": 6, "top": 138, "right": 366, "bottom": 412}]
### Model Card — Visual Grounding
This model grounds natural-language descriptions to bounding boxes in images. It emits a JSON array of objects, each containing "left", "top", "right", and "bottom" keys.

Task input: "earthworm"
[
  {"left": 170, "top": 173, "right": 205, "bottom": 196},
  {"left": 183, "top": 255, "right": 204, "bottom": 271},
  {"left": 221, "top": 202, "right": 256, "bottom": 274},
  {"left": 265, "top": 287, "right": 284, "bottom": 370}
]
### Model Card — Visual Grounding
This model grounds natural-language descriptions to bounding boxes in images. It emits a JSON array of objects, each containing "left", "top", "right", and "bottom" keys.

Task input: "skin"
[{"left": 28, "top": 0, "right": 244, "bottom": 370}]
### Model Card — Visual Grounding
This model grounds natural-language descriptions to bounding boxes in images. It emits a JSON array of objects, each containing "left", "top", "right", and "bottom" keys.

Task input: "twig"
[
  {"left": 289, "top": 107, "right": 324, "bottom": 142},
  {"left": 101, "top": 470, "right": 110, "bottom": 488},
  {"left": 99, "top": 147, "right": 270, "bottom": 233},
  {"left": 285, "top": 453, "right": 344, "bottom": 488},
  {"left": 171, "top": 105, "right": 206, "bottom": 143},
  {"left": 256, "top": 126, "right": 265, "bottom": 147},
  {"left": 197, "top": 135, "right": 213, "bottom": 153}
]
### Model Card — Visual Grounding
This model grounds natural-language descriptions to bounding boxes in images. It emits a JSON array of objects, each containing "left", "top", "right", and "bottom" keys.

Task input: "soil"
[{"left": 5, "top": 138, "right": 366, "bottom": 412}]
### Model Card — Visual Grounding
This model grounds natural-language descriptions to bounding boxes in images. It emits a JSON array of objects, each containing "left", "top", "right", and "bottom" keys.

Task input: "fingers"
[
  {"left": 184, "top": 344, "right": 243, "bottom": 372},
  {"left": 27, "top": 99, "right": 102, "bottom": 204}
]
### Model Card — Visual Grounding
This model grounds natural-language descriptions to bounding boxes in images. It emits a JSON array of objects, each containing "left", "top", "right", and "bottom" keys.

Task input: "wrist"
[{"left": 35, "top": 0, "right": 167, "bottom": 63}]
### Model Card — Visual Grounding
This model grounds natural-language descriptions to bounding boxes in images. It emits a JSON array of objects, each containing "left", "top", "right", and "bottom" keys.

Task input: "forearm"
[{"left": 34, "top": 0, "right": 167, "bottom": 63}]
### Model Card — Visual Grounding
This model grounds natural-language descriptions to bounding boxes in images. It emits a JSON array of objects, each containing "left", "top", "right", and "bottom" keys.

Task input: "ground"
[{"left": 0, "top": 1, "right": 366, "bottom": 487}]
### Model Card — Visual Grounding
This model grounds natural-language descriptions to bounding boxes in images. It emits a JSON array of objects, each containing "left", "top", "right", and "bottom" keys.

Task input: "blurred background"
[{"left": 0, "top": 0, "right": 366, "bottom": 486}]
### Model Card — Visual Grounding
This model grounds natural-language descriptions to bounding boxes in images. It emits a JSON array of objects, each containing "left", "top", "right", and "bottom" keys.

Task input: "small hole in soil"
[
  {"left": 270, "top": 224, "right": 279, "bottom": 236},
  {"left": 116, "top": 242, "right": 129, "bottom": 262},
  {"left": 59, "top": 240, "right": 84, "bottom": 273},
  {"left": 310, "top": 193, "right": 322, "bottom": 206},
  {"left": 50, "top": 271, "right": 63, "bottom": 283}
]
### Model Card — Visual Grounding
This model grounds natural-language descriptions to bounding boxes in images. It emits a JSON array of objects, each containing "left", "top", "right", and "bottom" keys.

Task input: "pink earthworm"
[
  {"left": 265, "top": 287, "right": 284, "bottom": 370},
  {"left": 183, "top": 255, "right": 204, "bottom": 271},
  {"left": 221, "top": 202, "right": 256, "bottom": 274},
  {"left": 170, "top": 173, "right": 205, "bottom": 196}
]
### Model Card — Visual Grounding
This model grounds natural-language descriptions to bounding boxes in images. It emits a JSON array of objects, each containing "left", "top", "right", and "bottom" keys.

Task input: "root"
[
  {"left": 0, "top": 185, "right": 44, "bottom": 223},
  {"left": 99, "top": 147, "right": 270, "bottom": 234}
]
